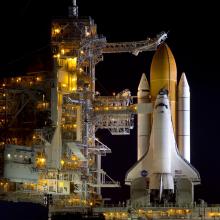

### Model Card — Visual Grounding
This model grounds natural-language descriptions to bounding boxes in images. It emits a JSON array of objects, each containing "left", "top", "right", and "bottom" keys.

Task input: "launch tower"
[{"left": 0, "top": 1, "right": 166, "bottom": 208}]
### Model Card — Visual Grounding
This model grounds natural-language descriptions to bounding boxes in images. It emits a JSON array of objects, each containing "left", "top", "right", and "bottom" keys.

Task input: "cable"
[
  {"left": 20, "top": 0, "right": 33, "bottom": 16},
  {"left": 95, "top": 78, "right": 111, "bottom": 95}
]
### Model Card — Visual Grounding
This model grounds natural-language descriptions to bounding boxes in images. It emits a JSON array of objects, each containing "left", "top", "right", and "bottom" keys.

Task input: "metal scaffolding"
[{"left": 0, "top": 2, "right": 165, "bottom": 208}]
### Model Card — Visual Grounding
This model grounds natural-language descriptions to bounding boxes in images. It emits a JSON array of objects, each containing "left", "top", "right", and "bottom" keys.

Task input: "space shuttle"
[{"left": 125, "top": 44, "right": 200, "bottom": 205}]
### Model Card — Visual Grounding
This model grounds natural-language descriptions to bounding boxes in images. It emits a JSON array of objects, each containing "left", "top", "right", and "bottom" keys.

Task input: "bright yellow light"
[
  {"left": 79, "top": 68, "right": 83, "bottom": 73},
  {"left": 36, "top": 77, "right": 41, "bottom": 81},
  {"left": 61, "top": 160, "right": 65, "bottom": 166},
  {"left": 89, "top": 202, "right": 93, "bottom": 206},
  {"left": 67, "top": 57, "right": 77, "bottom": 70},
  {"left": 73, "top": 124, "right": 77, "bottom": 128},
  {"left": 80, "top": 50, "right": 84, "bottom": 55},
  {"left": 54, "top": 28, "right": 60, "bottom": 34},
  {"left": 53, "top": 53, "right": 60, "bottom": 58},
  {"left": 71, "top": 73, "right": 77, "bottom": 92},
  {"left": 62, "top": 83, "right": 67, "bottom": 87},
  {"left": 61, "top": 49, "right": 65, "bottom": 55},
  {"left": 58, "top": 181, "right": 64, "bottom": 187},
  {"left": 39, "top": 158, "right": 45, "bottom": 163},
  {"left": 72, "top": 77, "right": 77, "bottom": 82},
  {"left": 209, "top": 212, "right": 220, "bottom": 217},
  {"left": 85, "top": 31, "right": 90, "bottom": 37},
  {"left": 72, "top": 155, "right": 77, "bottom": 161}
]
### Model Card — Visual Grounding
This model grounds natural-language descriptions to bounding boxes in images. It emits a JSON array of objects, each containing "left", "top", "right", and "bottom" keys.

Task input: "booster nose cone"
[
  {"left": 179, "top": 72, "right": 189, "bottom": 87},
  {"left": 138, "top": 73, "right": 149, "bottom": 91},
  {"left": 178, "top": 72, "right": 190, "bottom": 97},
  {"left": 137, "top": 73, "right": 150, "bottom": 103}
]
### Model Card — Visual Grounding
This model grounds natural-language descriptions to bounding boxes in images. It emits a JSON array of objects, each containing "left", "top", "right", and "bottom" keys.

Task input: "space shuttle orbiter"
[{"left": 125, "top": 44, "right": 200, "bottom": 205}]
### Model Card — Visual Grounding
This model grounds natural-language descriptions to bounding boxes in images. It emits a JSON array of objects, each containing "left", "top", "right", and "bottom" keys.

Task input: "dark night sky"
[{"left": 0, "top": 0, "right": 220, "bottom": 218}]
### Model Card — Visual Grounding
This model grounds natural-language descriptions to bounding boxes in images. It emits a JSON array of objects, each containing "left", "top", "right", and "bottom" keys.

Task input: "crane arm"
[{"left": 103, "top": 32, "right": 167, "bottom": 55}]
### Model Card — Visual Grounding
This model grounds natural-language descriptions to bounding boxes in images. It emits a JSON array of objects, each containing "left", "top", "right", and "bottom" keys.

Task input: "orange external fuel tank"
[{"left": 150, "top": 43, "right": 177, "bottom": 133}]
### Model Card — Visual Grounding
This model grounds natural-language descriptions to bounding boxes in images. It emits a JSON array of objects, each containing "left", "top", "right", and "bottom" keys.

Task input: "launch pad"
[{"left": 0, "top": 1, "right": 205, "bottom": 219}]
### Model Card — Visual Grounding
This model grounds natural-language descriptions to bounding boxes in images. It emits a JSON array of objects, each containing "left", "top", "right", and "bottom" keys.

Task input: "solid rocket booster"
[
  {"left": 137, "top": 73, "right": 151, "bottom": 160},
  {"left": 178, "top": 72, "right": 190, "bottom": 162}
]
